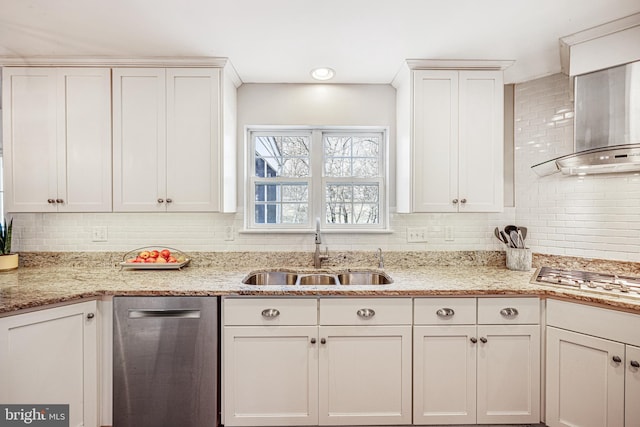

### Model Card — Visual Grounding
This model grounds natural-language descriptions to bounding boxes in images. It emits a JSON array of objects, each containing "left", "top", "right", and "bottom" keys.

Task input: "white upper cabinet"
[
  {"left": 113, "top": 66, "right": 236, "bottom": 212},
  {"left": 394, "top": 62, "right": 506, "bottom": 213},
  {"left": 2, "top": 67, "right": 112, "bottom": 212}
]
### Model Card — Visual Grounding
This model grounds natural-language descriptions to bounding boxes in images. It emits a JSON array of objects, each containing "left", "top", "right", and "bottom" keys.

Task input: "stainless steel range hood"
[{"left": 532, "top": 60, "right": 640, "bottom": 176}]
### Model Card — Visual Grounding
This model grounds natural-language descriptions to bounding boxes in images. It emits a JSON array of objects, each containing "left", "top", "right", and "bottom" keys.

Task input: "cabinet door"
[
  {"left": 546, "top": 326, "right": 624, "bottom": 427},
  {"left": 113, "top": 68, "right": 167, "bottom": 212},
  {"left": 413, "top": 325, "right": 477, "bottom": 425},
  {"left": 318, "top": 325, "right": 412, "bottom": 425},
  {"left": 458, "top": 71, "right": 504, "bottom": 212},
  {"left": 477, "top": 324, "right": 540, "bottom": 424},
  {"left": 412, "top": 70, "right": 459, "bottom": 212},
  {"left": 223, "top": 326, "right": 318, "bottom": 426},
  {"left": 626, "top": 345, "right": 640, "bottom": 427},
  {"left": 166, "top": 68, "right": 221, "bottom": 212},
  {"left": 0, "top": 301, "right": 98, "bottom": 427},
  {"left": 58, "top": 68, "right": 112, "bottom": 212},
  {"left": 2, "top": 67, "right": 58, "bottom": 212}
]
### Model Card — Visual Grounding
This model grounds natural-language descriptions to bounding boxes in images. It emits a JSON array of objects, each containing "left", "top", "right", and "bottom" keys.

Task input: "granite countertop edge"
[{"left": 2, "top": 264, "right": 640, "bottom": 315}]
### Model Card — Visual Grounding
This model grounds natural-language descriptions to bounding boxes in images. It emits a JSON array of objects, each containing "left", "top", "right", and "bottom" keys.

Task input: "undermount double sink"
[{"left": 242, "top": 270, "right": 393, "bottom": 286}]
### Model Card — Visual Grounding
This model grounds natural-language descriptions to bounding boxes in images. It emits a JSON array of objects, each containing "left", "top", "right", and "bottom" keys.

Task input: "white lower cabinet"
[
  {"left": 223, "top": 325, "right": 318, "bottom": 426},
  {"left": 546, "top": 299, "right": 640, "bottom": 427},
  {"left": 546, "top": 326, "right": 624, "bottom": 427},
  {"left": 0, "top": 301, "right": 99, "bottom": 427},
  {"left": 626, "top": 345, "right": 640, "bottom": 427},
  {"left": 413, "top": 297, "right": 540, "bottom": 425},
  {"left": 223, "top": 297, "right": 412, "bottom": 426}
]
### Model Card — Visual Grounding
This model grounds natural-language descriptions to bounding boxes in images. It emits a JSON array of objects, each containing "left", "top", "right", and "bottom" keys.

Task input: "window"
[{"left": 247, "top": 128, "right": 387, "bottom": 230}]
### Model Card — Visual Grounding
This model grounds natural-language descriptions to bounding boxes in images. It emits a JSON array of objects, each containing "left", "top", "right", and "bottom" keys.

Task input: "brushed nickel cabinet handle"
[
  {"left": 436, "top": 308, "right": 455, "bottom": 318},
  {"left": 166, "top": 198, "right": 173, "bottom": 203},
  {"left": 500, "top": 307, "right": 519, "bottom": 317},
  {"left": 452, "top": 199, "right": 459, "bottom": 204},
  {"left": 460, "top": 198, "right": 467, "bottom": 204},
  {"left": 356, "top": 308, "right": 376, "bottom": 319},
  {"left": 261, "top": 308, "right": 280, "bottom": 318},
  {"left": 157, "top": 198, "right": 164, "bottom": 204}
]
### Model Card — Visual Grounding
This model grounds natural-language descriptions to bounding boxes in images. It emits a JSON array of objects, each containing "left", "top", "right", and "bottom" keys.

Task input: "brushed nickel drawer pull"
[
  {"left": 500, "top": 307, "right": 519, "bottom": 317},
  {"left": 356, "top": 308, "right": 376, "bottom": 319},
  {"left": 436, "top": 308, "right": 455, "bottom": 317},
  {"left": 261, "top": 308, "right": 280, "bottom": 318}
]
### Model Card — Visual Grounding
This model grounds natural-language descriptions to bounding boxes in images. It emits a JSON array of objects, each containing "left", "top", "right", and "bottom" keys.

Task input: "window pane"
[
  {"left": 324, "top": 134, "right": 380, "bottom": 178},
  {"left": 254, "top": 182, "right": 309, "bottom": 225},
  {"left": 255, "top": 135, "right": 310, "bottom": 178},
  {"left": 325, "top": 183, "right": 379, "bottom": 225},
  {"left": 353, "top": 184, "right": 379, "bottom": 202},
  {"left": 352, "top": 136, "right": 379, "bottom": 157},
  {"left": 282, "top": 184, "right": 308, "bottom": 202},
  {"left": 352, "top": 158, "right": 379, "bottom": 177},
  {"left": 282, "top": 204, "right": 308, "bottom": 224}
]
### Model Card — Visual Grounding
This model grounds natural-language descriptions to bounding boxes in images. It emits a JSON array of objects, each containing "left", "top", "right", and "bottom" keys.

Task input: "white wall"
[
  {"left": 514, "top": 73, "right": 640, "bottom": 262},
  {"left": 236, "top": 83, "right": 398, "bottom": 207}
]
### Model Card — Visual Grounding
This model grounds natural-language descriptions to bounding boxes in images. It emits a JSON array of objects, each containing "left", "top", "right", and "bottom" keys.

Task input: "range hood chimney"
[
  {"left": 532, "top": 13, "right": 640, "bottom": 177},
  {"left": 532, "top": 60, "right": 640, "bottom": 176}
]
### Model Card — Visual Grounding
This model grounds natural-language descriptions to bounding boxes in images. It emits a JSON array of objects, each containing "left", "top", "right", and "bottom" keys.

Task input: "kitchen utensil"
[
  {"left": 517, "top": 229, "right": 525, "bottom": 248},
  {"left": 519, "top": 226, "right": 528, "bottom": 240},
  {"left": 500, "top": 231, "right": 512, "bottom": 247},
  {"left": 505, "top": 225, "right": 518, "bottom": 236},
  {"left": 510, "top": 230, "right": 523, "bottom": 249},
  {"left": 494, "top": 227, "right": 508, "bottom": 245}
]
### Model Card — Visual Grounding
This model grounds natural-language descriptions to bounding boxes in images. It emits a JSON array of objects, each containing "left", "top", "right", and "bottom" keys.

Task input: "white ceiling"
[{"left": 1, "top": 0, "right": 639, "bottom": 84}]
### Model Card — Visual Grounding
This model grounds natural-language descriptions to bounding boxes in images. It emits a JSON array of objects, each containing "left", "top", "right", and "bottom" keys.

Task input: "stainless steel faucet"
[
  {"left": 314, "top": 218, "right": 329, "bottom": 268},
  {"left": 377, "top": 248, "right": 384, "bottom": 269}
]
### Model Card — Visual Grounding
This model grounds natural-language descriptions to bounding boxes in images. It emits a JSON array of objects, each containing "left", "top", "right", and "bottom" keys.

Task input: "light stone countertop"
[{"left": 1, "top": 258, "right": 640, "bottom": 315}]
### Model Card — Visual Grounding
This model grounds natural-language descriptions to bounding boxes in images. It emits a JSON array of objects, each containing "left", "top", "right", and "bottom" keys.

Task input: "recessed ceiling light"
[{"left": 311, "top": 67, "right": 335, "bottom": 81}]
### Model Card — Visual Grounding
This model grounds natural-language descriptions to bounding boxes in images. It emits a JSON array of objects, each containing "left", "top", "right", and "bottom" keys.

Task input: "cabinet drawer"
[
  {"left": 319, "top": 298, "right": 412, "bottom": 325},
  {"left": 223, "top": 298, "right": 317, "bottom": 326},
  {"left": 414, "top": 297, "right": 476, "bottom": 325},
  {"left": 477, "top": 297, "right": 540, "bottom": 324}
]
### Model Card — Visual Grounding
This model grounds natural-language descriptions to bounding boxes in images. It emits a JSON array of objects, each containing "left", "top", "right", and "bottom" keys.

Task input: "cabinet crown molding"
[
  {"left": 0, "top": 56, "right": 233, "bottom": 68},
  {"left": 404, "top": 59, "right": 514, "bottom": 71}
]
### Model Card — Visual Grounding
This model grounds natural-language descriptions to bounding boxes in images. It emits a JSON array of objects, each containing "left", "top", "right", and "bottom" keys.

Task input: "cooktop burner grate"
[{"left": 534, "top": 267, "right": 640, "bottom": 298}]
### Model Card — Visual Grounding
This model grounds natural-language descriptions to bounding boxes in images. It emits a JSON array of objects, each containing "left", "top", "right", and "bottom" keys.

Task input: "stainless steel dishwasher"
[{"left": 113, "top": 296, "right": 219, "bottom": 427}]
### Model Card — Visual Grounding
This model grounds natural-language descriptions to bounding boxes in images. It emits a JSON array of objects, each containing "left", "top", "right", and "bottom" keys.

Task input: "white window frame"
[{"left": 245, "top": 126, "right": 389, "bottom": 232}]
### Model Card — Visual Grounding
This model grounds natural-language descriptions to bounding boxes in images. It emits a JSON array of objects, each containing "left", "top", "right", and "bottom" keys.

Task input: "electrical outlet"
[
  {"left": 224, "top": 226, "right": 235, "bottom": 241},
  {"left": 445, "top": 226, "right": 454, "bottom": 241},
  {"left": 407, "top": 227, "right": 428, "bottom": 243},
  {"left": 91, "top": 226, "right": 108, "bottom": 242}
]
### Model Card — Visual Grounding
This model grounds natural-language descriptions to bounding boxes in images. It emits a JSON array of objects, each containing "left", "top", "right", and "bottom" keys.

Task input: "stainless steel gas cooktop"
[{"left": 533, "top": 266, "right": 640, "bottom": 299}]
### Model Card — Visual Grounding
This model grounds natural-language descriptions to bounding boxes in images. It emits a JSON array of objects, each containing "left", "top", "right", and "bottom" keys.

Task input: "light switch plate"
[
  {"left": 445, "top": 226, "right": 454, "bottom": 241},
  {"left": 407, "top": 227, "right": 428, "bottom": 243},
  {"left": 224, "top": 226, "right": 235, "bottom": 241},
  {"left": 91, "top": 226, "right": 108, "bottom": 242}
]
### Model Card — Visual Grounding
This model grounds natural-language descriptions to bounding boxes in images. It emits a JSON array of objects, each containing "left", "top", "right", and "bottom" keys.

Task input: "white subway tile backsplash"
[{"left": 515, "top": 73, "right": 640, "bottom": 262}]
